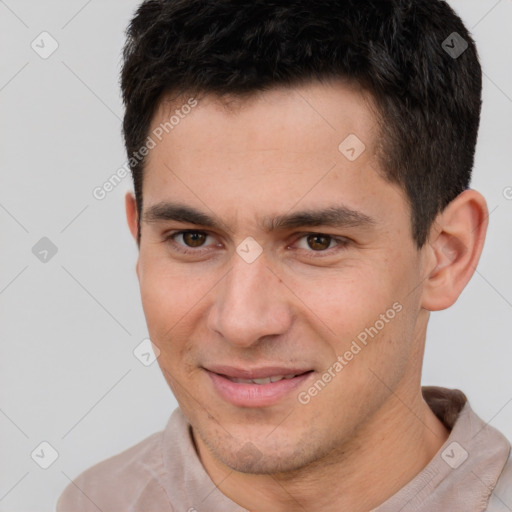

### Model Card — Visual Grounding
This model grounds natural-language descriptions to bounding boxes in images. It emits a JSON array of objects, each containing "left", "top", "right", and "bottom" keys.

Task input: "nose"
[{"left": 206, "top": 252, "right": 293, "bottom": 348}]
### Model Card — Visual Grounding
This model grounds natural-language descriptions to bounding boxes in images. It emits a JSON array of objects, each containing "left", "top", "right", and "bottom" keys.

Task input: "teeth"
[
  {"left": 253, "top": 377, "right": 272, "bottom": 384},
  {"left": 228, "top": 374, "right": 298, "bottom": 384}
]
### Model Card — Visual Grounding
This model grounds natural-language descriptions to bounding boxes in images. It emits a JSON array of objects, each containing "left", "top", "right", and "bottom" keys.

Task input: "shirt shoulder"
[
  {"left": 56, "top": 430, "right": 174, "bottom": 512},
  {"left": 486, "top": 451, "right": 512, "bottom": 511}
]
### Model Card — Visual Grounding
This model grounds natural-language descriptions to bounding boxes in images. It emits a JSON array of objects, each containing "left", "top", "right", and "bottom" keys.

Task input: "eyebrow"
[
  {"left": 265, "top": 206, "right": 375, "bottom": 231},
  {"left": 143, "top": 202, "right": 220, "bottom": 228},
  {"left": 142, "top": 202, "right": 375, "bottom": 232}
]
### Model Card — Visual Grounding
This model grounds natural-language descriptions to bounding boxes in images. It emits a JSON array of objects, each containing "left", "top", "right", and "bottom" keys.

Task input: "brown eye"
[
  {"left": 182, "top": 232, "right": 207, "bottom": 247},
  {"left": 306, "top": 234, "right": 332, "bottom": 251}
]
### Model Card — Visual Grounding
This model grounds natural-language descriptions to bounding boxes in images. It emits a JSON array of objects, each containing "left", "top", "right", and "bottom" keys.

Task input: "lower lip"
[{"left": 206, "top": 370, "right": 314, "bottom": 407}]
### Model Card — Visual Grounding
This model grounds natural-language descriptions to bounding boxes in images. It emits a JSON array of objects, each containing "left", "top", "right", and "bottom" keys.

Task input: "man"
[{"left": 57, "top": 0, "right": 512, "bottom": 510}]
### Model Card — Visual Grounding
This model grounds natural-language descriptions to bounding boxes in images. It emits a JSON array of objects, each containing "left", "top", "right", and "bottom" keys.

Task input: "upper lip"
[{"left": 205, "top": 365, "right": 313, "bottom": 379}]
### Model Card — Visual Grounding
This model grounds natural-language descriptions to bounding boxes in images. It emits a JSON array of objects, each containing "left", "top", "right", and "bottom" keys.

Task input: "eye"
[
  {"left": 295, "top": 233, "right": 341, "bottom": 251},
  {"left": 179, "top": 231, "right": 208, "bottom": 247},
  {"left": 165, "top": 230, "right": 218, "bottom": 251}
]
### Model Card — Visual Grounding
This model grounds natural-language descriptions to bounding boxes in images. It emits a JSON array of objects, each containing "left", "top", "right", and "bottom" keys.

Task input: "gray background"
[{"left": 0, "top": 1, "right": 511, "bottom": 510}]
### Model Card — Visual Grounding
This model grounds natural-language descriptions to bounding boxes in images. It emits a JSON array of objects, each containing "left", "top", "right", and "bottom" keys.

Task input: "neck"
[{"left": 194, "top": 386, "right": 450, "bottom": 512}]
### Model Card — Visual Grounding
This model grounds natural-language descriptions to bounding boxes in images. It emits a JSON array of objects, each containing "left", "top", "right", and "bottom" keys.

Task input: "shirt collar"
[{"left": 374, "top": 386, "right": 511, "bottom": 511}]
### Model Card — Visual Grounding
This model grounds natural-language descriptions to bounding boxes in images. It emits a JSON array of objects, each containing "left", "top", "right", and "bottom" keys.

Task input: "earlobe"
[
  {"left": 125, "top": 191, "right": 139, "bottom": 243},
  {"left": 421, "top": 190, "right": 488, "bottom": 311}
]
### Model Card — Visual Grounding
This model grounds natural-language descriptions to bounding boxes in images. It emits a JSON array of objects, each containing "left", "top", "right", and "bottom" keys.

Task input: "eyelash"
[
  {"left": 163, "top": 231, "right": 219, "bottom": 255},
  {"left": 163, "top": 230, "right": 351, "bottom": 257}
]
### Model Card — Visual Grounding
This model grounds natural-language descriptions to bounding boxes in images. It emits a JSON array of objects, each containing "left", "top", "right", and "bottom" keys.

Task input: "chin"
[
  {"left": 223, "top": 449, "right": 307, "bottom": 475},
  {"left": 207, "top": 432, "right": 322, "bottom": 475},
  {"left": 188, "top": 403, "right": 339, "bottom": 474}
]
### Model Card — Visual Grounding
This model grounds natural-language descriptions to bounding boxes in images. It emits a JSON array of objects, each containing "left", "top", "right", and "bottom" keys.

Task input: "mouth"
[
  {"left": 225, "top": 373, "right": 304, "bottom": 384},
  {"left": 204, "top": 365, "right": 315, "bottom": 407}
]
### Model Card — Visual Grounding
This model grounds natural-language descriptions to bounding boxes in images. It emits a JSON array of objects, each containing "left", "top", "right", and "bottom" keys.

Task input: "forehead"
[
  {"left": 149, "top": 79, "right": 379, "bottom": 155},
  {"left": 141, "top": 80, "right": 407, "bottom": 232}
]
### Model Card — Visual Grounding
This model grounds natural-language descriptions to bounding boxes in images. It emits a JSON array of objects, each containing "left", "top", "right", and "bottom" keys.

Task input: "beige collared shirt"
[{"left": 57, "top": 387, "right": 512, "bottom": 511}]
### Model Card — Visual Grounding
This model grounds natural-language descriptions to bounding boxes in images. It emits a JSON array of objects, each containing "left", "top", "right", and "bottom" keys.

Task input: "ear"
[
  {"left": 421, "top": 189, "right": 488, "bottom": 311},
  {"left": 125, "top": 191, "right": 139, "bottom": 245}
]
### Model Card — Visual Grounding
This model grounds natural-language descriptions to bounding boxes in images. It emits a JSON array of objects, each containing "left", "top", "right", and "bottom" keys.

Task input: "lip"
[
  {"left": 205, "top": 364, "right": 312, "bottom": 380},
  {"left": 205, "top": 366, "right": 314, "bottom": 407}
]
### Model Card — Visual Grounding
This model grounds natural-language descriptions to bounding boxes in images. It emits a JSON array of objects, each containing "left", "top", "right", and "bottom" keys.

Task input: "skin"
[{"left": 125, "top": 80, "right": 488, "bottom": 512}]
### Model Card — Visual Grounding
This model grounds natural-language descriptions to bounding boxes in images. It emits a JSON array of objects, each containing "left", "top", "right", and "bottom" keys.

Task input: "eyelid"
[
  {"left": 170, "top": 229, "right": 211, "bottom": 240},
  {"left": 288, "top": 232, "right": 351, "bottom": 253},
  {"left": 164, "top": 229, "right": 221, "bottom": 251}
]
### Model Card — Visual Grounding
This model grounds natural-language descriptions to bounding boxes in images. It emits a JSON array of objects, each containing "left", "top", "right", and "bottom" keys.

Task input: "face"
[{"left": 130, "top": 80, "right": 430, "bottom": 474}]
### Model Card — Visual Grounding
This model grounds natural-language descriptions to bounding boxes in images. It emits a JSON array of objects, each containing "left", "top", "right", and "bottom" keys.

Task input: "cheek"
[
  {"left": 290, "top": 263, "right": 396, "bottom": 338},
  {"left": 287, "top": 259, "right": 417, "bottom": 382},
  {"left": 324, "top": 272, "right": 419, "bottom": 396},
  {"left": 137, "top": 252, "right": 210, "bottom": 342},
  {"left": 139, "top": 268, "right": 204, "bottom": 384}
]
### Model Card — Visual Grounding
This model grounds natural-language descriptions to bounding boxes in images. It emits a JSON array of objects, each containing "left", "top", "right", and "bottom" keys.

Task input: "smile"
[
  {"left": 225, "top": 374, "right": 300, "bottom": 384},
  {"left": 205, "top": 367, "right": 314, "bottom": 407}
]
